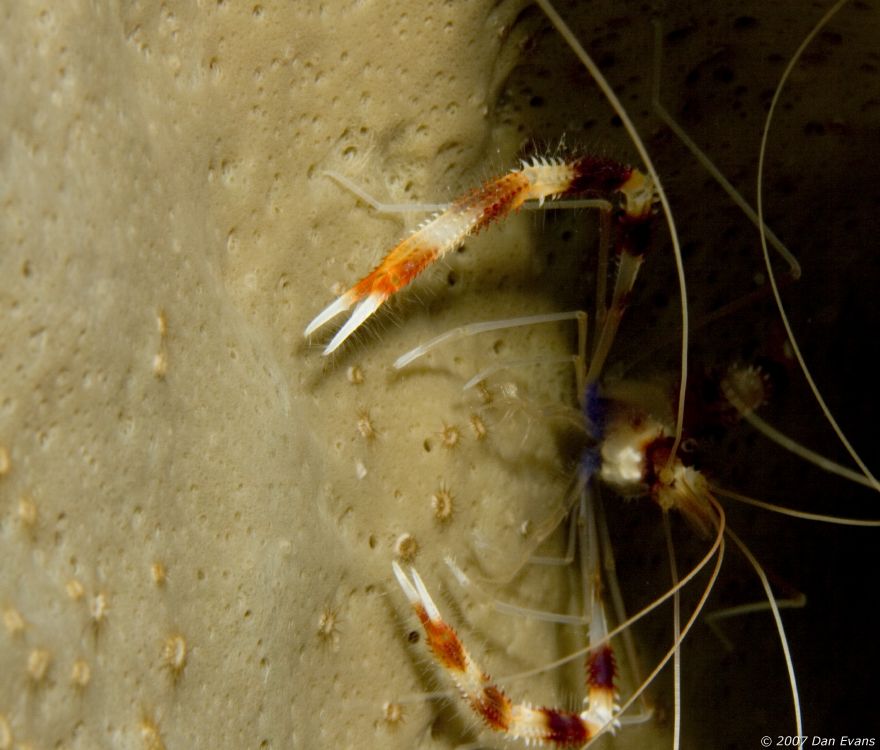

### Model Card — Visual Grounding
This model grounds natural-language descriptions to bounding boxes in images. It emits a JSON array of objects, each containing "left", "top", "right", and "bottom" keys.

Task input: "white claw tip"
[
  {"left": 391, "top": 562, "right": 441, "bottom": 620},
  {"left": 392, "top": 561, "right": 419, "bottom": 603},
  {"left": 304, "top": 295, "right": 352, "bottom": 338},
  {"left": 322, "top": 293, "right": 384, "bottom": 355}
]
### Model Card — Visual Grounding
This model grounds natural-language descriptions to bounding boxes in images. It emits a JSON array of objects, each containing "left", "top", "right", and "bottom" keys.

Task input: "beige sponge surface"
[
  {"left": 2, "top": 1, "right": 878, "bottom": 749},
  {"left": 0, "top": 2, "right": 591, "bottom": 748}
]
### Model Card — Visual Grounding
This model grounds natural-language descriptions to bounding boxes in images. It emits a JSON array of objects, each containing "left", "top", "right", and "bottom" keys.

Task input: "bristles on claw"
[
  {"left": 323, "top": 293, "right": 384, "bottom": 355},
  {"left": 392, "top": 562, "right": 605, "bottom": 747},
  {"left": 306, "top": 156, "right": 645, "bottom": 355},
  {"left": 304, "top": 294, "right": 355, "bottom": 337},
  {"left": 392, "top": 561, "right": 442, "bottom": 619}
]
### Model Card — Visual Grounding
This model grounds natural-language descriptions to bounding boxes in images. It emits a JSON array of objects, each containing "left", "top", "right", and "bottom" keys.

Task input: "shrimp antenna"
[
  {"left": 754, "top": 0, "right": 879, "bottom": 493},
  {"left": 534, "top": 0, "right": 689, "bottom": 463},
  {"left": 650, "top": 21, "right": 801, "bottom": 280}
]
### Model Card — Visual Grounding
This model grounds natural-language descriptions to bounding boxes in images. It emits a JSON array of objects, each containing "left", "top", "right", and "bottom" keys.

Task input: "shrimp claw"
[{"left": 306, "top": 156, "right": 651, "bottom": 355}]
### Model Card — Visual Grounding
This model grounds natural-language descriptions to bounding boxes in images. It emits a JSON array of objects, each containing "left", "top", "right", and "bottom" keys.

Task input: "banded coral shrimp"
[{"left": 304, "top": 1, "right": 880, "bottom": 748}]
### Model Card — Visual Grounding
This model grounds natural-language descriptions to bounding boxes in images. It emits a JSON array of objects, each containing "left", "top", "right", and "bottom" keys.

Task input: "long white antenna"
[
  {"left": 535, "top": 0, "right": 690, "bottom": 461},
  {"left": 754, "top": 0, "right": 879, "bottom": 493}
]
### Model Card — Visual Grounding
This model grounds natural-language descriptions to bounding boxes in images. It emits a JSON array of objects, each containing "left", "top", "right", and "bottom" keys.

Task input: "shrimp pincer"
[
  {"left": 304, "top": 156, "right": 655, "bottom": 355},
  {"left": 392, "top": 561, "right": 611, "bottom": 746}
]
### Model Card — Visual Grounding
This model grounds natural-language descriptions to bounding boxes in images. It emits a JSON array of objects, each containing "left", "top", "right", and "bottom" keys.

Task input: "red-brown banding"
[
  {"left": 471, "top": 684, "right": 512, "bottom": 731},
  {"left": 566, "top": 156, "right": 633, "bottom": 197},
  {"left": 644, "top": 434, "right": 676, "bottom": 486},
  {"left": 541, "top": 707, "right": 593, "bottom": 746},
  {"left": 467, "top": 174, "right": 530, "bottom": 233},
  {"left": 414, "top": 606, "right": 468, "bottom": 673},
  {"left": 587, "top": 645, "right": 617, "bottom": 691}
]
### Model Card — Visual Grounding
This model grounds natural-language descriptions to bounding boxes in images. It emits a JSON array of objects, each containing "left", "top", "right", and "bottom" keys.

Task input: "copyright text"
[{"left": 762, "top": 738, "right": 876, "bottom": 748}]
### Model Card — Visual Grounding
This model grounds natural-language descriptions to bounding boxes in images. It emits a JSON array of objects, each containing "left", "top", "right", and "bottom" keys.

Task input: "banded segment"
[
  {"left": 392, "top": 562, "right": 605, "bottom": 747},
  {"left": 586, "top": 644, "right": 618, "bottom": 729},
  {"left": 305, "top": 156, "right": 648, "bottom": 355}
]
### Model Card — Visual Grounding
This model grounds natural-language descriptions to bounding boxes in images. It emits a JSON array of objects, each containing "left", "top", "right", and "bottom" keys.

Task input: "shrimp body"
[
  {"left": 305, "top": 157, "right": 653, "bottom": 355},
  {"left": 589, "top": 383, "right": 718, "bottom": 538}
]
